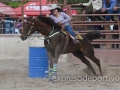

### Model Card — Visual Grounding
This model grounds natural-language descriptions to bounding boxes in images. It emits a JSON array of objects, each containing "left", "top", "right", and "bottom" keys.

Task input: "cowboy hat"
[{"left": 49, "top": 4, "right": 61, "bottom": 10}]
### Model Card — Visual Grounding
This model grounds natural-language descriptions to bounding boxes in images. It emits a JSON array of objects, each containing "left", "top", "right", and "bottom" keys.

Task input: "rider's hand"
[
  {"left": 58, "top": 22, "right": 62, "bottom": 25},
  {"left": 101, "top": 8, "right": 106, "bottom": 13},
  {"left": 46, "top": 14, "right": 50, "bottom": 18},
  {"left": 61, "top": 25, "right": 65, "bottom": 29},
  {"left": 92, "top": 9, "right": 97, "bottom": 13},
  {"left": 1, "top": 19, "right": 4, "bottom": 22},
  {"left": 113, "top": 7, "right": 118, "bottom": 11},
  {"left": 78, "top": 3, "right": 83, "bottom": 6}
]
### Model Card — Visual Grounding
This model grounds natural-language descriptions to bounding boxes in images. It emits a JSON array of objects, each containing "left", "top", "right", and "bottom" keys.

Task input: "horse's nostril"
[{"left": 20, "top": 35, "right": 27, "bottom": 41}]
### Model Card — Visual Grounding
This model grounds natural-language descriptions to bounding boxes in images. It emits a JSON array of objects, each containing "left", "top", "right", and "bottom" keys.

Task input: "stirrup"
[{"left": 73, "top": 39, "right": 80, "bottom": 45}]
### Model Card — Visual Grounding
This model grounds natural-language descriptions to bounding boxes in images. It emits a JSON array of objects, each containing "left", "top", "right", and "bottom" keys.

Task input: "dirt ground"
[{"left": 0, "top": 56, "right": 120, "bottom": 90}]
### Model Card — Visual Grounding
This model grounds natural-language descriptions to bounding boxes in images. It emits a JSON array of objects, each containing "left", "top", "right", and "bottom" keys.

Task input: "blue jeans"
[
  {"left": 5, "top": 26, "right": 15, "bottom": 34},
  {"left": 65, "top": 25, "right": 76, "bottom": 38},
  {"left": 106, "top": 9, "right": 120, "bottom": 21}
]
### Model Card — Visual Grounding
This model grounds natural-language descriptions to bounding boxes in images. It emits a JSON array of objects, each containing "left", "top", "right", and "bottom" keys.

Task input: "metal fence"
[{"left": 0, "top": 0, "right": 120, "bottom": 49}]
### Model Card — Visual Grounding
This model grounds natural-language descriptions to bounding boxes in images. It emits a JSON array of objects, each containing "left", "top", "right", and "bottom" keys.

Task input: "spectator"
[
  {"left": 15, "top": 15, "right": 28, "bottom": 34},
  {"left": 0, "top": 14, "right": 5, "bottom": 34},
  {"left": 101, "top": 0, "right": 116, "bottom": 21},
  {"left": 2, "top": 15, "right": 15, "bottom": 34},
  {"left": 78, "top": 0, "right": 103, "bottom": 21},
  {"left": 63, "top": 6, "right": 78, "bottom": 15},
  {"left": 112, "top": 0, "right": 120, "bottom": 20}
]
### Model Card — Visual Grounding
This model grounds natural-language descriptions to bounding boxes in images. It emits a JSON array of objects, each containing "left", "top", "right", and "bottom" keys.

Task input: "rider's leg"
[
  {"left": 105, "top": 9, "right": 113, "bottom": 21},
  {"left": 65, "top": 25, "right": 80, "bottom": 45},
  {"left": 115, "top": 9, "right": 120, "bottom": 20},
  {"left": 65, "top": 25, "right": 76, "bottom": 37}
]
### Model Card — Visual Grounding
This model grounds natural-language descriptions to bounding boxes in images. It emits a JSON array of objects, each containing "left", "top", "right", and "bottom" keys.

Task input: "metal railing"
[{"left": 0, "top": 0, "right": 120, "bottom": 49}]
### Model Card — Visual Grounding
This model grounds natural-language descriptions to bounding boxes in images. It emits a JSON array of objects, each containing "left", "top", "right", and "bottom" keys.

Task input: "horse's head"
[
  {"left": 20, "top": 16, "right": 37, "bottom": 41},
  {"left": 20, "top": 15, "right": 62, "bottom": 41}
]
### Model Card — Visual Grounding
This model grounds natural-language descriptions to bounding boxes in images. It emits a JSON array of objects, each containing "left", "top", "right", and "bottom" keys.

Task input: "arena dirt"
[{"left": 0, "top": 56, "right": 120, "bottom": 90}]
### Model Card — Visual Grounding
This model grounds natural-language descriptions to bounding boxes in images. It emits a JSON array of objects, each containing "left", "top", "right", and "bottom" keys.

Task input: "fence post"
[
  {"left": 21, "top": 0, "right": 24, "bottom": 33},
  {"left": 64, "top": 0, "right": 67, "bottom": 5},
  {"left": 104, "top": 25, "right": 112, "bottom": 48},
  {"left": 118, "top": 20, "right": 120, "bottom": 39}
]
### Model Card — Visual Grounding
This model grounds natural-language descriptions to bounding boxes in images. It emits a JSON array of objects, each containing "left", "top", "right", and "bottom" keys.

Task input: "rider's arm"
[
  {"left": 82, "top": 0, "right": 92, "bottom": 6},
  {"left": 60, "top": 12, "right": 71, "bottom": 24},
  {"left": 106, "top": 0, "right": 116, "bottom": 11}
]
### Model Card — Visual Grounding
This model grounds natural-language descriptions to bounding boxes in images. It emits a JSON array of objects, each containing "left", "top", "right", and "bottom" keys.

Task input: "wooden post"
[
  {"left": 40, "top": 0, "right": 42, "bottom": 15},
  {"left": 21, "top": 0, "right": 24, "bottom": 33},
  {"left": 64, "top": 0, "right": 67, "bottom": 5},
  {"left": 104, "top": 25, "right": 112, "bottom": 48},
  {"left": 118, "top": 19, "right": 120, "bottom": 39}
]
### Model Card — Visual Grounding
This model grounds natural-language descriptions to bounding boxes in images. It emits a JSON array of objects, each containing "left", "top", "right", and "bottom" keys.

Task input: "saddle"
[
  {"left": 61, "top": 29, "right": 83, "bottom": 54},
  {"left": 61, "top": 29, "right": 83, "bottom": 40}
]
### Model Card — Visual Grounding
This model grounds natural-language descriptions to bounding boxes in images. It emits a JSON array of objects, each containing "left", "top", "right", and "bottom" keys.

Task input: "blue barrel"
[{"left": 29, "top": 47, "right": 49, "bottom": 78}]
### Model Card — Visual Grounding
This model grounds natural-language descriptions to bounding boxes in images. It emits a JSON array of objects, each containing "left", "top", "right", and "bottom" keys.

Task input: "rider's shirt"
[{"left": 50, "top": 12, "right": 71, "bottom": 26}]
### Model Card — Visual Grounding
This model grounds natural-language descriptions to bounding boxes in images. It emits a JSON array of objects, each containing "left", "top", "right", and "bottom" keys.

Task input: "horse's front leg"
[
  {"left": 44, "top": 41, "right": 55, "bottom": 81},
  {"left": 52, "top": 45, "right": 62, "bottom": 77},
  {"left": 46, "top": 50, "right": 54, "bottom": 81}
]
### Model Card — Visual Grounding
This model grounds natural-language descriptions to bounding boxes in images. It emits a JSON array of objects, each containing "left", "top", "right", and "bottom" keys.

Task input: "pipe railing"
[{"left": 0, "top": 0, "right": 120, "bottom": 45}]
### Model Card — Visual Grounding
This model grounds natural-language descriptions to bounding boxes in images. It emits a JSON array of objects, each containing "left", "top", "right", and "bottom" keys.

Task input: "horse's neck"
[
  {"left": 37, "top": 23, "right": 53, "bottom": 36},
  {"left": 36, "top": 19, "right": 58, "bottom": 37}
]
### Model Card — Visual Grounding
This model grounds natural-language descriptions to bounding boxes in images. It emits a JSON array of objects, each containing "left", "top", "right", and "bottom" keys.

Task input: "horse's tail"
[{"left": 84, "top": 31, "right": 102, "bottom": 42}]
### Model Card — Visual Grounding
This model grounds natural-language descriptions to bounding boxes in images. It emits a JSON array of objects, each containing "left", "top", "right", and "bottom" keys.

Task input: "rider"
[{"left": 46, "top": 4, "right": 80, "bottom": 45}]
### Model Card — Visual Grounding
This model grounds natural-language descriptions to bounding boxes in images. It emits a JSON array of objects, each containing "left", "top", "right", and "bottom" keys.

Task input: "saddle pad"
[{"left": 61, "top": 29, "right": 83, "bottom": 40}]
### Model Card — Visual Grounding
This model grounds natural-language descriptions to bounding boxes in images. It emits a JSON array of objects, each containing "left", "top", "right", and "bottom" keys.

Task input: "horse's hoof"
[
  {"left": 53, "top": 72, "right": 57, "bottom": 76},
  {"left": 49, "top": 78, "right": 54, "bottom": 83}
]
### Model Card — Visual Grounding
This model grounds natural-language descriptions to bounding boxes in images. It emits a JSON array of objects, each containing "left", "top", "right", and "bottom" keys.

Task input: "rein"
[
  {"left": 27, "top": 22, "right": 34, "bottom": 36},
  {"left": 44, "top": 26, "right": 55, "bottom": 40},
  {"left": 27, "top": 17, "right": 58, "bottom": 40},
  {"left": 37, "top": 26, "right": 57, "bottom": 40}
]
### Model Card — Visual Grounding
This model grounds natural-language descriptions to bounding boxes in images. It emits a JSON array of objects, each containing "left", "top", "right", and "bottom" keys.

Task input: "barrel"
[{"left": 29, "top": 47, "right": 49, "bottom": 78}]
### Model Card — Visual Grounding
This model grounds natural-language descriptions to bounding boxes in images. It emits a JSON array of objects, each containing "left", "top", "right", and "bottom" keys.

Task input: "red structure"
[
  {"left": 14, "top": 0, "right": 50, "bottom": 16},
  {"left": 0, "top": 2, "right": 16, "bottom": 15}
]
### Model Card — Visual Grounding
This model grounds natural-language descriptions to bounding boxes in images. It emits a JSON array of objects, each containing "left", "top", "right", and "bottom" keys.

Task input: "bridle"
[
  {"left": 24, "top": 17, "right": 60, "bottom": 40},
  {"left": 25, "top": 17, "right": 36, "bottom": 36},
  {"left": 27, "top": 22, "right": 35, "bottom": 36}
]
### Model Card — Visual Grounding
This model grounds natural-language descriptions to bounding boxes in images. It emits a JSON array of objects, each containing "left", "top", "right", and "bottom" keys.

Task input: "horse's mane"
[{"left": 37, "top": 15, "right": 62, "bottom": 30}]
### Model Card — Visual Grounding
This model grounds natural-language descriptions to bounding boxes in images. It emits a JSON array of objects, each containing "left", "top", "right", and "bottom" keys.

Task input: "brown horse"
[{"left": 20, "top": 15, "right": 103, "bottom": 81}]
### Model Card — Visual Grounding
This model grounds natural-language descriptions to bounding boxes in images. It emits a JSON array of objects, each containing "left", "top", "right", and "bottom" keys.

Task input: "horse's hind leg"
[
  {"left": 88, "top": 55, "right": 103, "bottom": 76},
  {"left": 80, "top": 37, "right": 103, "bottom": 76},
  {"left": 82, "top": 48, "right": 103, "bottom": 76},
  {"left": 72, "top": 50, "right": 97, "bottom": 76}
]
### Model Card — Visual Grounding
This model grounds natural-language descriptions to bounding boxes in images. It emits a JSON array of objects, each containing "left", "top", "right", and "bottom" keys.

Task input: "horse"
[{"left": 20, "top": 15, "right": 103, "bottom": 81}]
